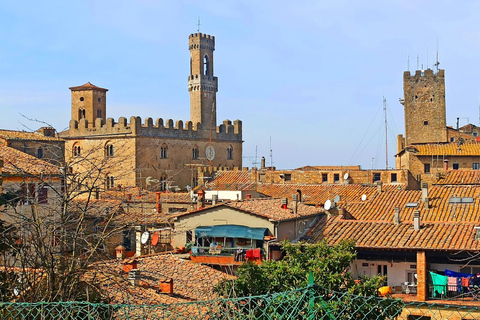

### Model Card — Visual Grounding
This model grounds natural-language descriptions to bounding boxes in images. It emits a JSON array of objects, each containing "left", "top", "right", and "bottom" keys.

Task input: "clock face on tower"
[{"left": 206, "top": 145, "right": 215, "bottom": 161}]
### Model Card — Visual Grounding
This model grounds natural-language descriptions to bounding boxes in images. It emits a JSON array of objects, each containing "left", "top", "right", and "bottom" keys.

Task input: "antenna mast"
[
  {"left": 383, "top": 96, "right": 388, "bottom": 169},
  {"left": 434, "top": 38, "right": 440, "bottom": 73},
  {"left": 269, "top": 136, "right": 273, "bottom": 168},
  {"left": 197, "top": 18, "right": 201, "bottom": 32}
]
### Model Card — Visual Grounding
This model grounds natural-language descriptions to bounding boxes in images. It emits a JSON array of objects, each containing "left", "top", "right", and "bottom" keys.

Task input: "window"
[
  {"left": 192, "top": 147, "right": 199, "bottom": 159},
  {"left": 160, "top": 144, "right": 168, "bottom": 159},
  {"left": 97, "top": 109, "right": 102, "bottom": 118},
  {"left": 80, "top": 97, "right": 84, "bottom": 101},
  {"left": 423, "top": 120, "right": 429, "bottom": 125},
  {"left": 106, "top": 176, "right": 115, "bottom": 189},
  {"left": 373, "top": 173, "right": 381, "bottom": 182},
  {"left": 203, "top": 55, "right": 209, "bottom": 76},
  {"left": 334, "top": 174, "right": 339, "bottom": 183},
  {"left": 450, "top": 137, "right": 455, "bottom": 142},
  {"left": 284, "top": 174, "right": 291, "bottom": 181},
  {"left": 38, "top": 187, "right": 48, "bottom": 204},
  {"left": 73, "top": 144, "right": 81, "bottom": 157},
  {"left": 98, "top": 98, "right": 101, "bottom": 102},
  {"left": 377, "top": 264, "right": 388, "bottom": 286},
  {"left": 473, "top": 163, "right": 480, "bottom": 170},
  {"left": 21, "top": 183, "right": 36, "bottom": 204},
  {"left": 453, "top": 163, "right": 460, "bottom": 170},
  {"left": 424, "top": 163, "right": 430, "bottom": 173},
  {"left": 322, "top": 173, "right": 328, "bottom": 183},
  {"left": 78, "top": 108, "right": 86, "bottom": 119},
  {"left": 37, "top": 147, "right": 43, "bottom": 159},
  {"left": 227, "top": 146, "right": 233, "bottom": 160},
  {"left": 475, "top": 132, "right": 478, "bottom": 137},
  {"left": 105, "top": 143, "right": 114, "bottom": 157},
  {"left": 391, "top": 173, "right": 397, "bottom": 183}
]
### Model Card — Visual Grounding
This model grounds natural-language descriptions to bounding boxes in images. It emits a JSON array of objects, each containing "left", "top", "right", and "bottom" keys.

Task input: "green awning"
[{"left": 195, "top": 225, "right": 268, "bottom": 240}]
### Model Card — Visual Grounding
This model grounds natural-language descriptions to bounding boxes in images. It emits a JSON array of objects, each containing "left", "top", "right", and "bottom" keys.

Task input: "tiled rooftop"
[
  {"left": 160, "top": 192, "right": 192, "bottom": 203},
  {"left": 406, "top": 142, "right": 480, "bottom": 156},
  {"left": 225, "top": 198, "right": 322, "bottom": 221},
  {"left": 0, "top": 145, "right": 60, "bottom": 176},
  {"left": 85, "top": 253, "right": 234, "bottom": 304},
  {"left": 0, "top": 129, "right": 63, "bottom": 141},
  {"left": 435, "top": 170, "right": 480, "bottom": 185},
  {"left": 295, "top": 165, "right": 361, "bottom": 171},
  {"left": 306, "top": 215, "right": 480, "bottom": 252},
  {"left": 206, "top": 170, "right": 256, "bottom": 191},
  {"left": 69, "top": 82, "right": 108, "bottom": 92}
]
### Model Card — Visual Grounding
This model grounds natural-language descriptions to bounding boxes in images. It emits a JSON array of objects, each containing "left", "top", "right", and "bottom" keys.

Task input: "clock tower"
[{"left": 188, "top": 33, "right": 218, "bottom": 131}]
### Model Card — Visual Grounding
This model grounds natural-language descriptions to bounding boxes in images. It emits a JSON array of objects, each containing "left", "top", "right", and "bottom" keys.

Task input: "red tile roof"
[
  {"left": 295, "top": 165, "right": 361, "bottom": 171},
  {"left": 306, "top": 215, "right": 480, "bottom": 252},
  {"left": 85, "top": 253, "right": 234, "bottom": 304},
  {"left": 406, "top": 142, "right": 480, "bottom": 156},
  {"left": 435, "top": 170, "right": 480, "bottom": 185},
  {"left": 206, "top": 170, "right": 256, "bottom": 191},
  {"left": 0, "top": 129, "right": 63, "bottom": 141},
  {"left": 69, "top": 82, "right": 108, "bottom": 92},
  {"left": 0, "top": 145, "right": 60, "bottom": 176}
]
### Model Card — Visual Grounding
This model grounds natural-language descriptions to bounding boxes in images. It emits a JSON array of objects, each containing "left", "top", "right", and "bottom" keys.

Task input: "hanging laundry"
[{"left": 430, "top": 272, "right": 448, "bottom": 297}]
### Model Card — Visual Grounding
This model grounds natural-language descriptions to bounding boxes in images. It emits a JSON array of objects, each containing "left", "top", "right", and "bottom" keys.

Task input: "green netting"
[{"left": 1, "top": 286, "right": 480, "bottom": 319}]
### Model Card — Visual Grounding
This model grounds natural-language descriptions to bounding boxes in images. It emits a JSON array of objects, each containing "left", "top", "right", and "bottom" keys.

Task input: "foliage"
[{"left": 215, "top": 240, "right": 402, "bottom": 319}]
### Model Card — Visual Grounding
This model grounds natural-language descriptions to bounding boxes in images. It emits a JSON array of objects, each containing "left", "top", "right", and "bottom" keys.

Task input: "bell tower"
[
  {"left": 69, "top": 82, "right": 108, "bottom": 127},
  {"left": 188, "top": 33, "right": 218, "bottom": 130}
]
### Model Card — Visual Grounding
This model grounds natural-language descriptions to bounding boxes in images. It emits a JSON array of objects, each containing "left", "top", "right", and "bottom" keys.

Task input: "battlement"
[
  {"left": 404, "top": 69, "right": 444, "bottom": 80},
  {"left": 189, "top": 33, "right": 215, "bottom": 51},
  {"left": 68, "top": 116, "right": 242, "bottom": 141}
]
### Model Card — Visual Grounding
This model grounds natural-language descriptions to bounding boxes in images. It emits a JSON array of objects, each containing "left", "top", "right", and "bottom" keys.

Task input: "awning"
[{"left": 195, "top": 225, "right": 269, "bottom": 240}]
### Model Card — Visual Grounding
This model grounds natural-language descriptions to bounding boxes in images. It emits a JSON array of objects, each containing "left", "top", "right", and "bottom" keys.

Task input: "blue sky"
[{"left": 1, "top": 1, "right": 480, "bottom": 169}]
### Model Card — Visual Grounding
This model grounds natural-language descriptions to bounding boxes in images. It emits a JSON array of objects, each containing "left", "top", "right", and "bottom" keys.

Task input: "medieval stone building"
[{"left": 61, "top": 33, "right": 243, "bottom": 191}]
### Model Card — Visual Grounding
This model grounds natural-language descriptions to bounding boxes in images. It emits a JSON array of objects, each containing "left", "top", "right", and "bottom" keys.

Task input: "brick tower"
[
  {"left": 402, "top": 69, "right": 447, "bottom": 145},
  {"left": 188, "top": 33, "right": 218, "bottom": 130},
  {"left": 69, "top": 82, "right": 108, "bottom": 127}
]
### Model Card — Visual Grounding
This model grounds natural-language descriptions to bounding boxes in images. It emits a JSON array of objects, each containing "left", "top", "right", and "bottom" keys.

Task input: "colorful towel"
[
  {"left": 447, "top": 277, "right": 457, "bottom": 292},
  {"left": 430, "top": 272, "right": 448, "bottom": 297}
]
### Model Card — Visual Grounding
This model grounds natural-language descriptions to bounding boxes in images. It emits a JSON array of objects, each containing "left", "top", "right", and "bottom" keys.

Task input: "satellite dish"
[
  {"left": 334, "top": 195, "right": 341, "bottom": 203},
  {"left": 361, "top": 194, "right": 367, "bottom": 201},
  {"left": 344, "top": 173, "right": 349, "bottom": 180},
  {"left": 324, "top": 199, "right": 332, "bottom": 210},
  {"left": 151, "top": 232, "right": 159, "bottom": 246},
  {"left": 146, "top": 176, "right": 159, "bottom": 186},
  {"left": 141, "top": 231, "right": 150, "bottom": 244}
]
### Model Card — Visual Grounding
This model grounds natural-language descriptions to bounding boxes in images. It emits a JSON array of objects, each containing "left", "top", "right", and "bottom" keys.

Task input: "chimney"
[
  {"left": 159, "top": 278, "right": 174, "bottom": 295},
  {"left": 413, "top": 210, "right": 420, "bottom": 231},
  {"left": 457, "top": 117, "right": 460, "bottom": 130},
  {"left": 475, "top": 227, "right": 480, "bottom": 241},
  {"left": 376, "top": 181, "right": 383, "bottom": 193},
  {"left": 261, "top": 156, "right": 266, "bottom": 170},
  {"left": 421, "top": 183, "right": 428, "bottom": 201},
  {"left": 281, "top": 198, "right": 288, "bottom": 209},
  {"left": 292, "top": 194, "right": 298, "bottom": 214},
  {"left": 212, "top": 194, "right": 218, "bottom": 206},
  {"left": 393, "top": 207, "right": 400, "bottom": 225},
  {"left": 444, "top": 159, "right": 449, "bottom": 171},
  {"left": 116, "top": 245, "right": 126, "bottom": 259},
  {"left": 128, "top": 269, "right": 141, "bottom": 286},
  {"left": 246, "top": 194, "right": 252, "bottom": 199},
  {"left": 296, "top": 189, "right": 302, "bottom": 203}
]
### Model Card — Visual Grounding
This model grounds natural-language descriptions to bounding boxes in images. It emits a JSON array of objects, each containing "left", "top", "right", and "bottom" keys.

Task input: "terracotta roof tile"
[
  {"left": 409, "top": 142, "right": 480, "bottom": 156},
  {"left": 0, "top": 145, "right": 60, "bottom": 176},
  {"left": 306, "top": 216, "right": 480, "bottom": 251},
  {"left": 0, "top": 129, "right": 63, "bottom": 141},
  {"left": 295, "top": 165, "right": 361, "bottom": 171},
  {"left": 160, "top": 192, "right": 192, "bottom": 203},
  {"left": 85, "top": 254, "right": 234, "bottom": 305},
  {"left": 206, "top": 170, "right": 256, "bottom": 191},
  {"left": 69, "top": 82, "right": 108, "bottom": 92},
  {"left": 435, "top": 170, "right": 480, "bottom": 185}
]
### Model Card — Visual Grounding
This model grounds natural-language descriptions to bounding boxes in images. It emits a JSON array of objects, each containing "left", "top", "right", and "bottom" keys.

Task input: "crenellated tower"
[
  {"left": 402, "top": 69, "right": 447, "bottom": 145},
  {"left": 69, "top": 82, "right": 108, "bottom": 127},
  {"left": 188, "top": 33, "right": 218, "bottom": 130}
]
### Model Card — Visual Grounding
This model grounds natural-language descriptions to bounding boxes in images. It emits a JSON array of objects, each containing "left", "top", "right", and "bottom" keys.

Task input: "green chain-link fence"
[{"left": 1, "top": 285, "right": 480, "bottom": 319}]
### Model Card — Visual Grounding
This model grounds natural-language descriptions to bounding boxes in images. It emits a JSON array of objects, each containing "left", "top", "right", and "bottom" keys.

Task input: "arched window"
[
  {"left": 203, "top": 55, "right": 209, "bottom": 76},
  {"left": 160, "top": 144, "right": 168, "bottom": 159},
  {"left": 73, "top": 143, "right": 81, "bottom": 157},
  {"left": 37, "top": 147, "right": 43, "bottom": 159},
  {"left": 78, "top": 108, "right": 86, "bottom": 119},
  {"left": 227, "top": 145, "right": 233, "bottom": 160},
  {"left": 190, "top": 57, "right": 192, "bottom": 75},
  {"left": 106, "top": 175, "right": 115, "bottom": 190},
  {"left": 192, "top": 146, "right": 199, "bottom": 160},
  {"left": 105, "top": 142, "right": 114, "bottom": 157},
  {"left": 97, "top": 109, "right": 102, "bottom": 118}
]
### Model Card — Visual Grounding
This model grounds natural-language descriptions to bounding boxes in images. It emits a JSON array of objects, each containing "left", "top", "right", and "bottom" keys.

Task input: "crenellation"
[
  {"left": 155, "top": 118, "right": 164, "bottom": 128},
  {"left": 175, "top": 120, "right": 183, "bottom": 130},
  {"left": 144, "top": 117, "right": 153, "bottom": 128},
  {"left": 166, "top": 119, "right": 174, "bottom": 128},
  {"left": 106, "top": 118, "right": 115, "bottom": 128},
  {"left": 95, "top": 118, "right": 104, "bottom": 128}
]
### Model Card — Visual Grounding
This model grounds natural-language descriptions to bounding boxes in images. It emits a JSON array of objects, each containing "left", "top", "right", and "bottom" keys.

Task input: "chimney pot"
[
  {"left": 261, "top": 157, "right": 266, "bottom": 170},
  {"left": 421, "top": 183, "right": 428, "bottom": 202},
  {"left": 159, "top": 278, "right": 174, "bottom": 294},
  {"left": 292, "top": 194, "right": 298, "bottom": 214},
  {"left": 128, "top": 269, "right": 141, "bottom": 286},
  {"left": 475, "top": 227, "right": 480, "bottom": 241},
  {"left": 116, "top": 245, "right": 126, "bottom": 259},
  {"left": 281, "top": 198, "right": 288, "bottom": 209},
  {"left": 444, "top": 159, "right": 449, "bottom": 171},
  {"left": 246, "top": 194, "right": 252, "bottom": 199},
  {"left": 212, "top": 194, "right": 218, "bottom": 205},
  {"left": 376, "top": 181, "right": 383, "bottom": 193},
  {"left": 414, "top": 210, "right": 420, "bottom": 231},
  {"left": 394, "top": 207, "right": 400, "bottom": 225}
]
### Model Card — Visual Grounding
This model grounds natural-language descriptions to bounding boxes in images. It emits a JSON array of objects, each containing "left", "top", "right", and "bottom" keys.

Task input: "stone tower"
[
  {"left": 188, "top": 33, "right": 218, "bottom": 130},
  {"left": 69, "top": 82, "right": 108, "bottom": 127},
  {"left": 402, "top": 69, "right": 447, "bottom": 146}
]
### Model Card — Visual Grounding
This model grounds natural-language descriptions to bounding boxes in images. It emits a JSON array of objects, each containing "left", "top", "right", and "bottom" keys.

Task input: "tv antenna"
[
  {"left": 269, "top": 136, "right": 273, "bottom": 168},
  {"left": 383, "top": 96, "right": 388, "bottom": 169},
  {"left": 197, "top": 18, "right": 201, "bottom": 32},
  {"left": 434, "top": 38, "right": 440, "bottom": 72}
]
